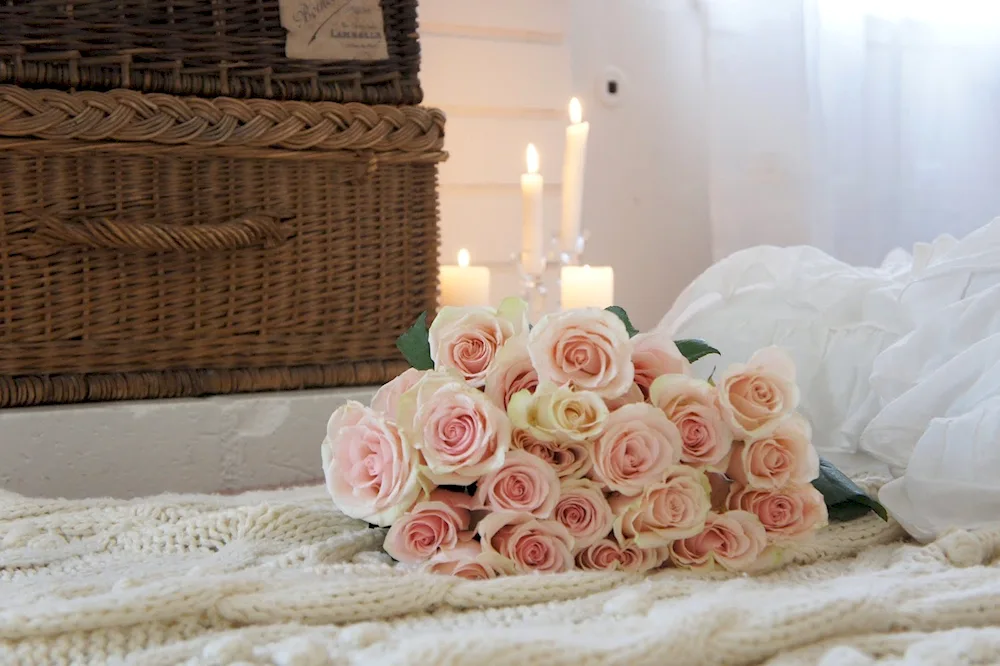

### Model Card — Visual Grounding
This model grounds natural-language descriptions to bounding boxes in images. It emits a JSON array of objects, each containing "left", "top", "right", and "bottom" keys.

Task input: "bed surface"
[{"left": 1, "top": 482, "right": 997, "bottom": 665}]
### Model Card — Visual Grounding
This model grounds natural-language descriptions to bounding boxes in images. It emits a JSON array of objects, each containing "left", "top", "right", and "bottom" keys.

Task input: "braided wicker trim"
[
  {"left": 0, "top": 361, "right": 410, "bottom": 408},
  {"left": 0, "top": 86, "right": 445, "bottom": 152}
]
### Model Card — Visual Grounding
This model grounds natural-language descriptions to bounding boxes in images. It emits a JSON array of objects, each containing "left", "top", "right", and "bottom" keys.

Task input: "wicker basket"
[
  {"left": 0, "top": 0, "right": 421, "bottom": 104},
  {"left": 0, "top": 85, "right": 445, "bottom": 407}
]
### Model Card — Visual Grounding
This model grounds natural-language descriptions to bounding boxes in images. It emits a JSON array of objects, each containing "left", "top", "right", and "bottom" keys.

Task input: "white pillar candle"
[
  {"left": 560, "top": 98, "right": 590, "bottom": 258},
  {"left": 440, "top": 249, "right": 490, "bottom": 307},
  {"left": 560, "top": 265, "right": 614, "bottom": 310},
  {"left": 520, "top": 143, "right": 546, "bottom": 275}
]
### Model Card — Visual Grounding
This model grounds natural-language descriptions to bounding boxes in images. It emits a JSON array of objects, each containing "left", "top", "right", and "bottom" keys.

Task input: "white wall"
[
  {"left": 569, "top": 0, "right": 714, "bottom": 330},
  {"left": 425, "top": 0, "right": 714, "bottom": 331},
  {"left": 421, "top": 0, "right": 572, "bottom": 302}
]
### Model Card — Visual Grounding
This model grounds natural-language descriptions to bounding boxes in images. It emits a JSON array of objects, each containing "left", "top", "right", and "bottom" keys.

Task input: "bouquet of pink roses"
[{"left": 321, "top": 299, "right": 885, "bottom": 579}]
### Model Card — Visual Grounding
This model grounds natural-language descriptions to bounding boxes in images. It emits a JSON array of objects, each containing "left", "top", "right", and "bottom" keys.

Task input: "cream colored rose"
[
  {"left": 428, "top": 297, "right": 529, "bottom": 387},
  {"left": 669, "top": 510, "right": 768, "bottom": 573},
  {"left": 511, "top": 429, "right": 593, "bottom": 480},
  {"left": 727, "top": 414, "right": 819, "bottom": 489},
  {"left": 528, "top": 308, "right": 634, "bottom": 398},
  {"left": 609, "top": 466, "right": 712, "bottom": 547},
  {"left": 716, "top": 346, "right": 800, "bottom": 439},
  {"left": 591, "top": 403, "right": 682, "bottom": 495},
  {"left": 727, "top": 483, "right": 828, "bottom": 541},
  {"left": 507, "top": 383, "right": 609, "bottom": 442},
  {"left": 370, "top": 368, "right": 426, "bottom": 420},
  {"left": 396, "top": 370, "right": 511, "bottom": 485},
  {"left": 649, "top": 374, "right": 734, "bottom": 471},
  {"left": 630, "top": 329, "right": 691, "bottom": 398},
  {"left": 484, "top": 336, "right": 539, "bottom": 410}
]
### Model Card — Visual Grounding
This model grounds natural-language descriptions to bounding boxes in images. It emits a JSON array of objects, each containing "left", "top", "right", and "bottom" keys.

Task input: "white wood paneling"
[
  {"left": 419, "top": 0, "right": 574, "bottom": 307},
  {"left": 440, "top": 187, "right": 562, "bottom": 263},
  {"left": 439, "top": 117, "right": 566, "bottom": 185},
  {"left": 419, "top": 0, "right": 570, "bottom": 35},
  {"left": 421, "top": 36, "right": 572, "bottom": 111}
]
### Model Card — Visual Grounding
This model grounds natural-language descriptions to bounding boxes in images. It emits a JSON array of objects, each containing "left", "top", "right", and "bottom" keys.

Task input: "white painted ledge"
[{"left": 0, "top": 387, "right": 377, "bottom": 500}]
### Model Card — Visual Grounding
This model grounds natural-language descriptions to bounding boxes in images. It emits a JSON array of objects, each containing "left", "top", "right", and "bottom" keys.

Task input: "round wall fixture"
[{"left": 598, "top": 66, "right": 626, "bottom": 107}]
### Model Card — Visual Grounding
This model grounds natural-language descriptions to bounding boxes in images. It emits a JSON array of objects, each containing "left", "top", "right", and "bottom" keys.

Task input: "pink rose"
[
  {"left": 619, "top": 542, "right": 669, "bottom": 573},
  {"left": 727, "top": 483, "right": 828, "bottom": 541},
  {"left": 553, "top": 479, "right": 615, "bottom": 551},
  {"left": 669, "top": 510, "right": 768, "bottom": 572},
  {"left": 575, "top": 538, "right": 665, "bottom": 573},
  {"left": 396, "top": 370, "right": 511, "bottom": 485},
  {"left": 512, "top": 429, "right": 593, "bottom": 480},
  {"left": 383, "top": 490, "right": 474, "bottom": 563},
  {"left": 477, "top": 511, "right": 575, "bottom": 575},
  {"left": 604, "top": 382, "right": 644, "bottom": 412},
  {"left": 321, "top": 401, "right": 424, "bottom": 526},
  {"left": 717, "top": 347, "right": 800, "bottom": 439},
  {"left": 592, "top": 403, "right": 682, "bottom": 496},
  {"left": 574, "top": 538, "right": 621, "bottom": 571},
  {"left": 649, "top": 375, "right": 733, "bottom": 471},
  {"left": 428, "top": 298, "right": 529, "bottom": 387},
  {"left": 370, "top": 368, "right": 426, "bottom": 420},
  {"left": 630, "top": 329, "right": 691, "bottom": 398},
  {"left": 484, "top": 337, "right": 539, "bottom": 410},
  {"left": 474, "top": 450, "right": 561, "bottom": 518},
  {"left": 609, "top": 466, "right": 712, "bottom": 547},
  {"left": 528, "top": 309, "right": 634, "bottom": 398},
  {"left": 424, "top": 537, "right": 497, "bottom": 580},
  {"left": 727, "top": 415, "right": 819, "bottom": 490}
]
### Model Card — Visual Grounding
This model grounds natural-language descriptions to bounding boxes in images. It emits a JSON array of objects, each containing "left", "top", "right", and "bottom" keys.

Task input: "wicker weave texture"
[
  {"left": 0, "top": 87, "right": 444, "bottom": 407},
  {"left": 0, "top": 86, "right": 444, "bottom": 150},
  {"left": 0, "top": 0, "right": 421, "bottom": 104}
]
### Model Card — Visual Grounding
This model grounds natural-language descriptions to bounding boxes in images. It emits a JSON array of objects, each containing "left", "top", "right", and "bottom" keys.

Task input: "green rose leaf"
[
  {"left": 812, "top": 458, "right": 888, "bottom": 522},
  {"left": 395, "top": 311, "right": 434, "bottom": 371},
  {"left": 675, "top": 339, "right": 721, "bottom": 364},
  {"left": 605, "top": 306, "right": 640, "bottom": 338}
]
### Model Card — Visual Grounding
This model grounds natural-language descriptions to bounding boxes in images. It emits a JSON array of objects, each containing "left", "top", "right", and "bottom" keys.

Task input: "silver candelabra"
[{"left": 512, "top": 231, "right": 591, "bottom": 320}]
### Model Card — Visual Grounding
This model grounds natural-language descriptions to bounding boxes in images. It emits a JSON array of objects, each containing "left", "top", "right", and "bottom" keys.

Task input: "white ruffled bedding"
[{"left": 658, "top": 219, "right": 1000, "bottom": 542}]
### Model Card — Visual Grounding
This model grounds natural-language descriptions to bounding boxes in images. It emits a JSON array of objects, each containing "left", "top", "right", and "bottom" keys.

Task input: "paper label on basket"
[{"left": 280, "top": 0, "right": 389, "bottom": 61}]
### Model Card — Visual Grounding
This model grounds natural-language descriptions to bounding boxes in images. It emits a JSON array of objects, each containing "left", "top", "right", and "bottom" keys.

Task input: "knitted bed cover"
[{"left": 1, "top": 482, "right": 998, "bottom": 666}]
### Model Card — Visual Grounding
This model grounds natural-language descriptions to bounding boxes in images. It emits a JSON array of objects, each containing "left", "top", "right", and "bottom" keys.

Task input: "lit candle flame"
[
  {"left": 569, "top": 97, "right": 583, "bottom": 124},
  {"left": 526, "top": 143, "right": 539, "bottom": 175},
  {"left": 458, "top": 248, "right": 470, "bottom": 268}
]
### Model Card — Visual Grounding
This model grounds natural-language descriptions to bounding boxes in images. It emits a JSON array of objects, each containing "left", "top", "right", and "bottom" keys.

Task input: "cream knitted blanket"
[{"left": 2, "top": 483, "right": 999, "bottom": 666}]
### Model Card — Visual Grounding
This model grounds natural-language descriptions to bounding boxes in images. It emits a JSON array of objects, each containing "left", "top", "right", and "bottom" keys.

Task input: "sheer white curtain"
[{"left": 696, "top": 0, "right": 1000, "bottom": 266}]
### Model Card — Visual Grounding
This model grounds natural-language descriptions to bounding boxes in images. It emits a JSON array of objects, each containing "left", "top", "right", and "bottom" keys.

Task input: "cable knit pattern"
[{"left": 1, "top": 481, "right": 998, "bottom": 665}]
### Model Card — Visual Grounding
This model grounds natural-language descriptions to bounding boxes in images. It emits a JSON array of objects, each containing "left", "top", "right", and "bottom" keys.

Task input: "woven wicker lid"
[{"left": 0, "top": 85, "right": 445, "bottom": 153}]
